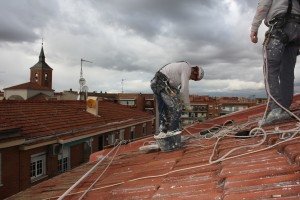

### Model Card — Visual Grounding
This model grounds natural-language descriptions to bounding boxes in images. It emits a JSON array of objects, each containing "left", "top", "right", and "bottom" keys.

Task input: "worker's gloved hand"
[{"left": 185, "top": 106, "right": 193, "bottom": 112}]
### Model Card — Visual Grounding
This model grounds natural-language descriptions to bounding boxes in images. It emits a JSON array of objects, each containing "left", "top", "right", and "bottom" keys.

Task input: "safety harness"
[
  {"left": 154, "top": 71, "right": 178, "bottom": 97},
  {"left": 261, "top": 0, "right": 300, "bottom": 125},
  {"left": 265, "top": 0, "right": 300, "bottom": 44},
  {"left": 152, "top": 61, "right": 188, "bottom": 97}
]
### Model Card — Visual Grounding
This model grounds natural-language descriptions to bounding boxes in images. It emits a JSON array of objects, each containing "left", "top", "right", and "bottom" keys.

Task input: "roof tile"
[
  {"left": 9, "top": 94, "right": 300, "bottom": 199},
  {"left": 0, "top": 100, "right": 152, "bottom": 142}
]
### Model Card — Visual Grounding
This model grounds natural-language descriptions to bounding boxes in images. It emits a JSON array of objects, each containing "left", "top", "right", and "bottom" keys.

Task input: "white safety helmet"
[{"left": 196, "top": 66, "right": 204, "bottom": 81}]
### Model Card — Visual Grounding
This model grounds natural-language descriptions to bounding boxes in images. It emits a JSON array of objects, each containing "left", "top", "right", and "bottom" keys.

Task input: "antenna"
[
  {"left": 80, "top": 59, "right": 93, "bottom": 78},
  {"left": 79, "top": 58, "right": 93, "bottom": 88},
  {"left": 82, "top": 85, "right": 89, "bottom": 101},
  {"left": 79, "top": 58, "right": 92, "bottom": 100},
  {"left": 121, "top": 79, "right": 125, "bottom": 93}
]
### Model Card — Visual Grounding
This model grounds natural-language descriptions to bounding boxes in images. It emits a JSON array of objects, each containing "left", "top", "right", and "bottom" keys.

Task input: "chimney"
[{"left": 86, "top": 96, "right": 99, "bottom": 116}]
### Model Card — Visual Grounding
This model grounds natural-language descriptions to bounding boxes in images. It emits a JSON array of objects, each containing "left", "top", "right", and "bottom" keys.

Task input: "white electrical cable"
[
  {"left": 57, "top": 141, "right": 123, "bottom": 200},
  {"left": 45, "top": 122, "right": 300, "bottom": 200},
  {"left": 78, "top": 141, "right": 122, "bottom": 199},
  {"left": 70, "top": 133, "right": 300, "bottom": 196},
  {"left": 209, "top": 127, "right": 267, "bottom": 164},
  {"left": 262, "top": 33, "right": 300, "bottom": 125}
]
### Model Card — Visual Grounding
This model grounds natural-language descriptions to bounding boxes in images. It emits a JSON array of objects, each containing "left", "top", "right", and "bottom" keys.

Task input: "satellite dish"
[
  {"left": 87, "top": 99, "right": 96, "bottom": 108},
  {"left": 79, "top": 77, "right": 86, "bottom": 86}
]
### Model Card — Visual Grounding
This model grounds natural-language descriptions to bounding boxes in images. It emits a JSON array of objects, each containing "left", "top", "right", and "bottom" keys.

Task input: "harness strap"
[
  {"left": 157, "top": 61, "right": 188, "bottom": 73},
  {"left": 155, "top": 61, "right": 189, "bottom": 91},
  {"left": 287, "top": 0, "right": 293, "bottom": 17},
  {"left": 268, "top": 0, "right": 293, "bottom": 27}
]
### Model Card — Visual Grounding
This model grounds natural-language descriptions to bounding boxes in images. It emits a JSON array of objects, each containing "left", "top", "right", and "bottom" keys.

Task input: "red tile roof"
[
  {"left": 3, "top": 82, "right": 53, "bottom": 91},
  {"left": 9, "top": 94, "right": 300, "bottom": 199},
  {"left": 0, "top": 117, "right": 24, "bottom": 146},
  {"left": 0, "top": 100, "right": 152, "bottom": 144},
  {"left": 0, "top": 117, "right": 21, "bottom": 132}
]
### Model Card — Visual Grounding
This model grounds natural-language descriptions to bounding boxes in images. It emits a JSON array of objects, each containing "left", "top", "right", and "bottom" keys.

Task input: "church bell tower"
[{"left": 30, "top": 44, "right": 53, "bottom": 89}]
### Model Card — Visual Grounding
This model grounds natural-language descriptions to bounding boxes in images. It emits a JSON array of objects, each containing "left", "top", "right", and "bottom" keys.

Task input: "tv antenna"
[
  {"left": 121, "top": 79, "right": 125, "bottom": 93},
  {"left": 79, "top": 58, "right": 92, "bottom": 100},
  {"left": 79, "top": 59, "right": 92, "bottom": 90}
]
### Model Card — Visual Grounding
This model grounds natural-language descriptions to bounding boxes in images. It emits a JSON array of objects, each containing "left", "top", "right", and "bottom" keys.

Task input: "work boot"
[
  {"left": 262, "top": 108, "right": 291, "bottom": 125},
  {"left": 154, "top": 132, "right": 167, "bottom": 138}
]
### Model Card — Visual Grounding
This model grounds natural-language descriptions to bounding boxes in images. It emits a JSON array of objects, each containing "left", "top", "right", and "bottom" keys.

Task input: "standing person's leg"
[
  {"left": 262, "top": 21, "right": 300, "bottom": 124},
  {"left": 266, "top": 37, "right": 285, "bottom": 110},
  {"left": 262, "top": 34, "right": 292, "bottom": 124},
  {"left": 161, "top": 92, "right": 182, "bottom": 132},
  {"left": 151, "top": 77, "right": 168, "bottom": 133},
  {"left": 156, "top": 94, "right": 168, "bottom": 133},
  {"left": 279, "top": 22, "right": 300, "bottom": 109},
  {"left": 280, "top": 45, "right": 298, "bottom": 109},
  {"left": 170, "top": 98, "right": 182, "bottom": 131}
]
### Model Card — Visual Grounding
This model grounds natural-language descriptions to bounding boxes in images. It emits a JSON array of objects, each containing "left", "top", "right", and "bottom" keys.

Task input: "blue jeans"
[
  {"left": 266, "top": 22, "right": 300, "bottom": 110},
  {"left": 150, "top": 76, "right": 182, "bottom": 133}
]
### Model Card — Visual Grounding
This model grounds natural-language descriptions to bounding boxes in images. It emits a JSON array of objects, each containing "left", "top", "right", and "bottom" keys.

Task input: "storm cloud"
[{"left": 0, "top": 0, "right": 298, "bottom": 97}]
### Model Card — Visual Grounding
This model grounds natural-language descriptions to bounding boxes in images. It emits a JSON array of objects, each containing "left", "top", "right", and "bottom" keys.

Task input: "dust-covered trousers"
[
  {"left": 265, "top": 21, "right": 300, "bottom": 110},
  {"left": 150, "top": 72, "right": 182, "bottom": 133}
]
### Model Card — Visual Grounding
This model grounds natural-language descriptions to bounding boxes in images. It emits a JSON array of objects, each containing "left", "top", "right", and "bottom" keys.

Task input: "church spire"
[
  {"left": 30, "top": 43, "right": 53, "bottom": 90},
  {"left": 39, "top": 45, "right": 45, "bottom": 62}
]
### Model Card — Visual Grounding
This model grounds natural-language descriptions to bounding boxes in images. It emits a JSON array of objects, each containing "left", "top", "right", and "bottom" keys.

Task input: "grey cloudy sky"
[{"left": 0, "top": 0, "right": 299, "bottom": 97}]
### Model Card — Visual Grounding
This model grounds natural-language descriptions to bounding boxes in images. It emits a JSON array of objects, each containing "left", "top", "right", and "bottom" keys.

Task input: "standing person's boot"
[{"left": 262, "top": 108, "right": 291, "bottom": 125}]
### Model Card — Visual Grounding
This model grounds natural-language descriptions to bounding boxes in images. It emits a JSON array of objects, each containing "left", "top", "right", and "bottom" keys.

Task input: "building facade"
[{"left": 0, "top": 100, "right": 153, "bottom": 199}]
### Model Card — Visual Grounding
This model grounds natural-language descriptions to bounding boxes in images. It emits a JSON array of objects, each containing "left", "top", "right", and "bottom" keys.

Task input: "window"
[
  {"left": 44, "top": 73, "right": 48, "bottom": 80},
  {"left": 142, "top": 123, "right": 146, "bottom": 136},
  {"left": 31, "top": 153, "right": 46, "bottom": 181},
  {"left": 35, "top": 73, "right": 38, "bottom": 81},
  {"left": 145, "top": 100, "right": 153, "bottom": 107},
  {"left": 119, "top": 129, "right": 125, "bottom": 140},
  {"left": 58, "top": 147, "right": 70, "bottom": 173},
  {"left": 108, "top": 132, "right": 116, "bottom": 145},
  {"left": 189, "top": 113, "right": 195, "bottom": 117},
  {"left": 58, "top": 157, "right": 68, "bottom": 173},
  {"left": 130, "top": 126, "right": 135, "bottom": 140},
  {"left": 119, "top": 100, "right": 135, "bottom": 106}
]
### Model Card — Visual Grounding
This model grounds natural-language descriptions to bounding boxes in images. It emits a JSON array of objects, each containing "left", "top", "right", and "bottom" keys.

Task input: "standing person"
[
  {"left": 250, "top": 0, "right": 300, "bottom": 124},
  {"left": 150, "top": 61, "right": 204, "bottom": 134}
]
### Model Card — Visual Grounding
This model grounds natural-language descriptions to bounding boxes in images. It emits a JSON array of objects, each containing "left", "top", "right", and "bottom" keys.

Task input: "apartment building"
[
  {"left": 0, "top": 99, "right": 153, "bottom": 199},
  {"left": 0, "top": 46, "right": 154, "bottom": 199}
]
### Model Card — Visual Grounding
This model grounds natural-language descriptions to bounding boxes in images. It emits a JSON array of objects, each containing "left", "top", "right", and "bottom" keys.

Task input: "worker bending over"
[{"left": 151, "top": 61, "right": 204, "bottom": 133}]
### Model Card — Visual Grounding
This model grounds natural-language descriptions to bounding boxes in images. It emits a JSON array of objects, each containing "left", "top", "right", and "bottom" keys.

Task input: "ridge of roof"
[{"left": 3, "top": 81, "right": 54, "bottom": 91}]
